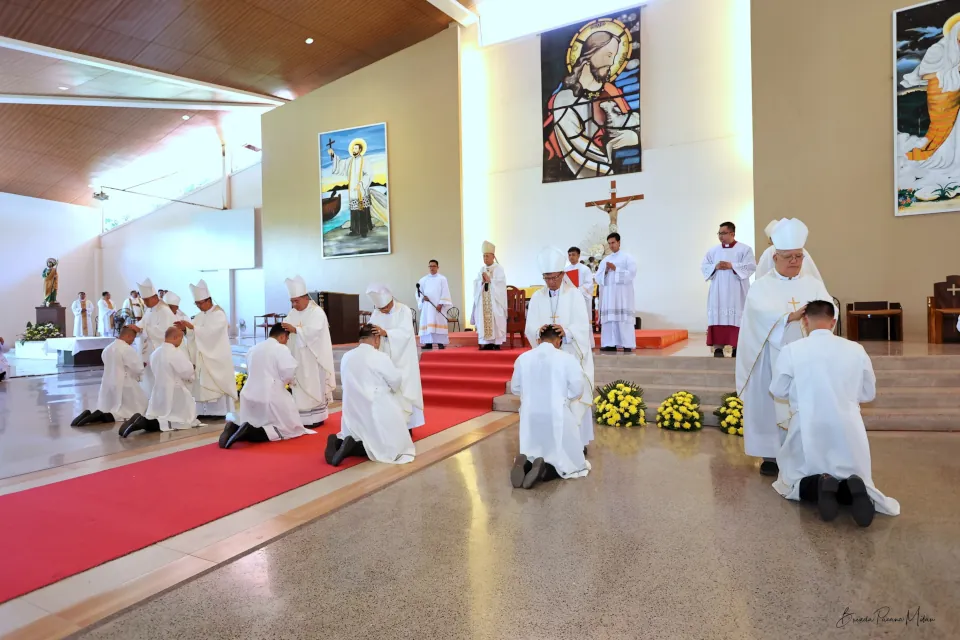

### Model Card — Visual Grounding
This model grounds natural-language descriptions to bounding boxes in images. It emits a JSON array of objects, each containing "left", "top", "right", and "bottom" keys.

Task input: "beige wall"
[
  {"left": 261, "top": 26, "right": 463, "bottom": 316},
  {"left": 752, "top": 0, "right": 960, "bottom": 338}
]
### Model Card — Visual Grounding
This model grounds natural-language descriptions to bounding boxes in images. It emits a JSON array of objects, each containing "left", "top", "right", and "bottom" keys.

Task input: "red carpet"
[
  {"left": 445, "top": 330, "right": 689, "bottom": 350},
  {"left": 0, "top": 347, "right": 521, "bottom": 604}
]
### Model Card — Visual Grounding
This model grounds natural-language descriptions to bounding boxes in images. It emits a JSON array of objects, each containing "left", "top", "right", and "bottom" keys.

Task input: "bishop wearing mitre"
[
  {"left": 756, "top": 219, "right": 822, "bottom": 281},
  {"left": 368, "top": 283, "right": 425, "bottom": 431},
  {"left": 525, "top": 247, "right": 595, "bottom": 450},
  {"left": 736, "top": 218, "right": 835, "bottom": 476},
  {"left": 471, "top": 240, "right": 508, "bottom": 350},
  {"left": 282, "top": 275, "right": 336, "bottom": 427},
  {"left": 133, "top": 277, "right": 177, "bottom": 397}
]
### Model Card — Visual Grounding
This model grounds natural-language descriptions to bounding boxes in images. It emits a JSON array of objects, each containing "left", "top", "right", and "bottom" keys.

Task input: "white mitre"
[
  {"left": 481, "top": 240, "right": 496, "bottom": 254},
  {"left": 366, "top": 283, "right": 393, "bottom": 309},
  {"left": 190, "top": 279, "right": 211, "bottom": 302},
  {"left": 162, "top": 291, "right": 181, "bottom": 306},
  {"left": 537, "top": 247, "right": 567, "bottom": 274},
  {"left": 771, "top": 218, "right": 808, "bottom": 251},
  {"left": 137, "top": 277, "right": 157, "bottom": 298},
  {"left": 285, "top": 275, "right": 308, "bottom": 298},
  {"left": 764, "top": 219, "right": 781, "bottom": 239}
]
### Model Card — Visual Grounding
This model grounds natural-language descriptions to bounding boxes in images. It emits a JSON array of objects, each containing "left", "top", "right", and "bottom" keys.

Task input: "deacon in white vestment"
[
  {"left": 327, "top": 324, "right": 415, "bottom": 466},
  {"left": 594, "top": 232, "right": 638, "bottom": 351},
  {"left": 98, "top": 292, "right": 117, "bottom": 337},
  {"left": 525, "top": 247, "right": 595, "bottom": 449},
  {"left": 132, "top": 278, "right": 177, "bottom": 398},
  {"left": 368, "top": 283, "right": 425, "bottom": 430},
  {"left": 72, "top": 292, "right": 95, "bottom": 337},
  {"left": 701, "top": 222, "right": 756, "bottom": 357},
  {"left": 417, "top": 260, "right": 453, "bottom": 348},
  {"left": 510, "top": 326, "right": 591, "bottom": 489},
  {"left": 72, "top": 327, "right": 147, "bottom": 427},
  {"left": 770, "top": 301, "right": 899, "bottom": 526},
  {"left": 282, "top": 275, "right": 335, "bottom": 427},
  {"left": 566, "top": 246, "right": 595, "bottom": 323},
  {"left": 122, "top": 290, "right": 145, "bottom": 323},
  {"left": 756, "top": 219, "right": 822, "bottom": 281},
  {"left": 736, "top": 219, "right": 835, "bottom": 476},
  {"left": 121, "top": 327, "right": 200, "bottom": 436},
  {"left": 220, "top": 323, "right": 314, "bottom": 448},
  {"left": 470, "top": 240, "right": 508, "bottom": 350},
  {"left": 177, "top": 280, "right": 237, "bottom": 418}
]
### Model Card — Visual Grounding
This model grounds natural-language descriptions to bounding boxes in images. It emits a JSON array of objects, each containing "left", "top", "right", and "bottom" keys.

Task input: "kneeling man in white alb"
[{"left": 72, "top": 326, "right": 146, "bottom": 426}]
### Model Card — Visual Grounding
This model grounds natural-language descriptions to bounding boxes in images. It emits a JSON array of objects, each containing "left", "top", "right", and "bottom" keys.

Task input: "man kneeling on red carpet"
[
  {"left": 325, "top": 324, "right": 415, "bottom": 467},
  {"left": 220, "top": 323, "right": 316, "bottom": 449}
]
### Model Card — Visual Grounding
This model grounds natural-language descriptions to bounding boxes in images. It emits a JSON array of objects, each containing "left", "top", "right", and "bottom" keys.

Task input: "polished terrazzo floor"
[{"left": 75, "top": 426, "right": 959, "bottom": 640}]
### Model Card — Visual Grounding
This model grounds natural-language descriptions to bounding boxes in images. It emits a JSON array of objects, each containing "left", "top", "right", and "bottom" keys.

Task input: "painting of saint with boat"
[{"left": 318, "top": 122, "right": 390, "bottom": 257}]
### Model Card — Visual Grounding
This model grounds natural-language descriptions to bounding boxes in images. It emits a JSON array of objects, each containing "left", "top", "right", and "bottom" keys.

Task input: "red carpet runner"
[{"left": 0, "top": 347, "right": 522, "bottom": 604}]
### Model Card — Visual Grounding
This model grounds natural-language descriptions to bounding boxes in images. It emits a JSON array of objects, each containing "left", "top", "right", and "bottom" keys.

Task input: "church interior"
[{"left": 1, "top": 0, "right": 959, "bottom": 637}]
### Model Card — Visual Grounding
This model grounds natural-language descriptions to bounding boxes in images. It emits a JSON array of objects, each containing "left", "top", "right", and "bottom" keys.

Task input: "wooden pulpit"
[
  {"left": 505, "top": 286, "right": 528, "bottom": 348},
  {"left": 927, "top": 276, "right": 960, "bottom": 343},
  {"left": 846, "top": 302, "right": 902, "bottom": 342},
  {"left": 310, "top": 291, "right": 359, "bottom": 345}
]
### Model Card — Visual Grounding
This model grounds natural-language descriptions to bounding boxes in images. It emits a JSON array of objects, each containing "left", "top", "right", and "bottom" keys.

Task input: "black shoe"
[
  {"left": 493, "top": 345, "right": 501, "bottom": 351},
  {"left": 731, "top": 348, "right": 737, "bottom": 358},
  {"left": 714, "top": 348, "right": 725, "bottom": 358},
  {"left": 523, "top": 457, "right": 546, "bottom": 489},
  {"left": 438, "top": 344, "right": 446, "bottom": 350},
  {"left": 422, "top": 344, "right": 433, "bottom": 350},
  {"left": 71, "top": 410, "right": 91, "bottom": 427},
  {"left": 759, "top": 460, "right": 779, "bottom": 476},
  {"left": 100, "top": 413, "right": 116, "bottom": 423},
  {"left": 76, "top": 409, "right": 103, "bottom": 426},
  {"left": 600, "top": 347, "right": 616, "bottom": 352},
  {"left": 817, "top": 474, "right": 841, "bottom": 522},
  {"left": 846, "top": 475, "right": 875, "bottom": 528},
  {"left": 324, "top": 434, "right": 339, "bottom": 465},
  {"left": 120, "top": 415, "right": 147, "bottom": 438},
  {"left": 219, "top": 422, "right": 241, "bottom": 449},
  {"left": 622, "top": 348, "right": 632, "bottom": 353},
  {"left": 118, "top": 413, "right": 141, "bottom": 435},
  {"left": 583, "top": 446, "right": 588, "bottom": 457},
  {"left": 510, "top": 454, "right": 528, "bottom": 488},
  {"left": 331, "top": 435, "right": 357, "bottom": 467},
  {"left": 224, "top": 423, "right": 251, "bottom": 449}
]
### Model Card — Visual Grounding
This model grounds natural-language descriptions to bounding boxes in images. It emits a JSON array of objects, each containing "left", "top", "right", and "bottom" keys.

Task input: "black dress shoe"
[
  {"left": 600, "top": 347, "right": 616, "bottom": 353},
  {"left": 224, "top": 423, "right": 251, "bottom": 449},
  {"left": 120, "top": 415, "right": 148, "bottom": 438},
  {"left": 523, "top": 457, "right": 546, "bottom": 489},
  {"left": 731, "top": 348, "right": 737, "bottom": 358},
  {"left": 324, "top": 433, "right": 339, "bottom": 465},
  {"left": 845, "top": 475, "right": 875, "bottom": 528},
  {"left": 817, "top": 474, "right": 840, "bottom": 522},
  {"left": 622, "top": 348, "right": 632, "bottom": 353},
  {"left": 331, "top": 435, "right": 357, "bottom": 467},
  {"left": 438, "top": 344, "right": 446, "bottom": 350},
  {"left": 71, "top": 410, "right": 91, "bottom": 427},
  {"left": 422, "top": 344, "right": 433, "bottom": 350},
  {"left": 118, "top": 413, "right": 141, "bottom": 435},
  {"left": 759, "top": 460, "right": 779, "bottom": 476},
  {"left": 77, "top": 410, "right": 103, "bottom": 426},
  {"left": 219, "top": 422, "right": 240, "bottom": 449},
  {"left": 493, "top": 345, "right": 501, "bottom": 351},
  {"left": 510, "top": 454, "right": 528, "bottom": 489},
  {"left": 99, "top": 412, "right": 116, "bottom": 423},
  {"left": 714, "top": 348, "right": 725, "bottom": 358}
]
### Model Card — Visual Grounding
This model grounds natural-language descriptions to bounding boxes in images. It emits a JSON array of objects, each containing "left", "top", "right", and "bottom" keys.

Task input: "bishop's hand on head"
[
  {"left": 281, "top": 322, "right": 297, "bottom": 334},
  {"left": 788, "top": 306, "right": 807, "bottom": 323}
]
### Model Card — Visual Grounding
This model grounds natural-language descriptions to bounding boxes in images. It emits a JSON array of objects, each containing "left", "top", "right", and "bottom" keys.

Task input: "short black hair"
[
  {"left": 607, "top": 232, "right": 621, "bottom": 242},
  {"left": 804, "top": 300, "right": 835, "bottom": 320},
  {"left": 568, "top": 246, "right": 581, "bottom": 255},
  {"left": 429, "top": 259, "right": 439, "bottom": 266},
  {"left": 78, "top": 291, "right": 85, "bottom": 295},
  {"left": 720, "top": 221, "right": 736, "bottom": 232},
  {"left": 359, "top": 323, "right": 377, "bottom": 339},
  {"left": 539, "top": 324, "right": 562, "bottom": 341},
  {"left": 130, "top": 290, "right": 137, "bottom": 295},
  {"left": 102, "top": 291, "right": 109, "bottom": 297},
  {"left": 269, "top": 323, "right": 288, "bottom": 338}
]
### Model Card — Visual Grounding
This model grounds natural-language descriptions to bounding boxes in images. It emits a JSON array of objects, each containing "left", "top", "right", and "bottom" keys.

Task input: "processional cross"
[{"left": 584, "top": 179, "right": 644, "bottom": 231}]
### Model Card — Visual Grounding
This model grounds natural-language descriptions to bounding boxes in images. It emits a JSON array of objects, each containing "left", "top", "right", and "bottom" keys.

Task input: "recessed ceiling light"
[
  {"left": 58, "top": 86, "right": 69, "bottom": 91},
  {"left": 182, "top": 115, "right": 191, "bottom": 120},
  {"left": 305, "top": 37, "right": 314, "bottom": 44}
]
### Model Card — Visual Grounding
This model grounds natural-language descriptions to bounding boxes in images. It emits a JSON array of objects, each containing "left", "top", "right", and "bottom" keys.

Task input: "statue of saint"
[{"left": 42, "top": 258, "right": 59, "bottom": 306}]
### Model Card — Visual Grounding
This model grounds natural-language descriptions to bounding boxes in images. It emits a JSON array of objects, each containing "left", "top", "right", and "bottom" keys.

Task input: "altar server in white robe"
[
  {"left": 98, "top": 292, "right": 116, "bottom": 337},
  {"left": 756, "top": 219, "right": 822, "bottom": 281},
  {"left": 282, "top": 275, "right": 335, "bottom": 427},
  {"left": 72, "top": 292, "right": 95, "bottom": 337},
  {"left": 594, "top": 232, "right": 638, "bottom": 352},
  {"left": 122, "top": 290, "right": 144, "bottom": 323},
  {"left": 510, "top": 325, "right": 590, "bottom": 489},
  {"left": 526, "top": 247, "right": 595, "bottom": 450},
  {"left": 417, "top": 260, "right": 453, "bottom": 349},
  {"left": 177, "top": 280, "right": 237, "bottom": 418},
  {"left": 219, "top": 323, "right": 314, "bottom": 448},
  {"left": 73, "top": 327, "right": 146, "bottom": 427},
  {"left": 771, "top": 300, "right": 899, "bottom": 527},
  {"left": 368, "top": 283, "right": 425, "bottom": 431},
  {"left": 121, "top": 327, "right": 200, "bottom": 436},
  {"left": 326, "top": 324, "right": 415, "bottom": 466},
  {"left": 701, "top": 221, "right": 756, "bottom": 358},
  {"left": 566, "top": 246, "right": 595, "bottom": 322},
  {"left": 471, "top": 240, "right": 508, "bottom": 350},
  {"left": 736, "top": 218, "right": 835, "bottom": 476},
  {"left": 132, "top": 278, "right": 177, "bottom": 397}
]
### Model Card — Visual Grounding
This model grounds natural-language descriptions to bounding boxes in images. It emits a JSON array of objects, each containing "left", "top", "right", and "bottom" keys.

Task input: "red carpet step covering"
[
  {"left": 444, "top": 330, "right": 688, "bottom": 350},
  {"left": 0, "top": 348, "right": 521, "bottom": 604}
]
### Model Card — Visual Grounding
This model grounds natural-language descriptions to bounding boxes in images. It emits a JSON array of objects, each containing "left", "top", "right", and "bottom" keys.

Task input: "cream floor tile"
[
  {"left": 0, "top": 598, "right": 49, "bottom": 635},
  {"left": 156, "top": 506, "right": 277, "bottom": 555},
  {"left": 21, "top": 546, "right": 187, "bottom": 613}
]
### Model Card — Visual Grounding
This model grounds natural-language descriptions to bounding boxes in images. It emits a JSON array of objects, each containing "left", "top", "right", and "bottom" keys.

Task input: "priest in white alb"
[
  {"left": 565, "top": 246, "right": 595, "bottom": 322},
  {"left": 736, "top": 218, "right": 834, "bottom": 476},
  {"left": 417, "top": 259, "right": 453, "bottom": 350},
  {"left": 132, "top": 277, "right": 177, "bottom": 397},
  {"left": 177, "top": 280, "right": 237, "bottom": 418},
  {"left": 71, "top": 326, "right": 146, "bottom": 427},
  {"left": 770, "top": 300, "right": 899, "bottom": 527},
  {"left": 282, "top": 275, "right": 335, "bottom": 427},
  {"left": 594, "top": 232, "right": 638, "bottom": 352},
  {"left": 525, "top": 247, "right": 595, "bottom": 451},
  {"left": 471, "top": 240, "right": 507, "bottom": 351},
  {"left": 701, "top": 221, "right": 756, "bottom": 358},
  {"left": 98, "top": 292, "right": 116, "bottom": 337},
  {"left": 72, "top": 292, "right": 95, "bottom": 337},
  {"left": 368, "top": 283, "right": 425, "bottom": 431},
  {"left": 326, "top": 324, "right": 415, "bottom": 467},
  {"left": 756, "top": 219, "right": 822, "bottom": 281},
  {"left": 122, "top": 290, "right": 144, "bottom": 324}
]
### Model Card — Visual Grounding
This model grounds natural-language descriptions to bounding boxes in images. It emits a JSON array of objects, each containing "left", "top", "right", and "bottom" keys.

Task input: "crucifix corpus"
[{"left": 584, "top": 179, "right": 644, "bottom": 232}]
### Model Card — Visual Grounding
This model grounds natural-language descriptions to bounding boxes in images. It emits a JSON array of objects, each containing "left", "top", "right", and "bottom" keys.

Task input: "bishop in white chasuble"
[
  {"left": 282, "top": 276, "right": 336, "bottom": 427},
  {"left": 368, "top": 284, "right": 425, "bottom": 430}
]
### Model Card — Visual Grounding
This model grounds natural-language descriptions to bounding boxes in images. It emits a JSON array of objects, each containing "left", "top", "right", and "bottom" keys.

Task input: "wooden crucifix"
[{"left": 584, "top": 180, "right": 644, "bottom": 230}]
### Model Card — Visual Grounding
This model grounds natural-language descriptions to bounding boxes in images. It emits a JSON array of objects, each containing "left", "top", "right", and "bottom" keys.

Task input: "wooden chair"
[
  {"left": 927, "top": 275, "right": 960, "bottom": 343},
  {"left": 359, "top": 310, "right": 372, "bottom": 327},
  {"left": 254, "top": 313, "right": 286, "bottom": 343},
  {"left": 505, "top": 286, "right": 528, "bottom": 348},
  {"left": 846, "top": 301, "right": 902, "bottom": 342},
  {"left": 446, "top": 306, "right": 461, "bottom": 333}
]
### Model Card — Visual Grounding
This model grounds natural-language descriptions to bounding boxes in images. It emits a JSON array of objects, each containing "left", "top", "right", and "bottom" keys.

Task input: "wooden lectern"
[
  {"left": 310, "top": 291, "right": 359, "bottom": 345},
  {"left": 35, "top": 305, "right": 66, "bottom": 336},
  {"left": 927, "top": 275, "right": 960, "bottom": 343}
]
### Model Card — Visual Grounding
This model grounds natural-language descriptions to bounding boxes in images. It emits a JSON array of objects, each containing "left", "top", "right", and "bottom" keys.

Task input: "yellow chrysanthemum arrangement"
[
  {"left": 656, "top": 391, "right": 704, "bottom": 431},
  {"left": 714, "top": 393, "right": 744, "bottom": 436},
  {"left": 593, "top": 380, "right": 646, "bottom": 427},
  {"left": 235, "top": 372, "right": 248, "bottom": 394}
]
